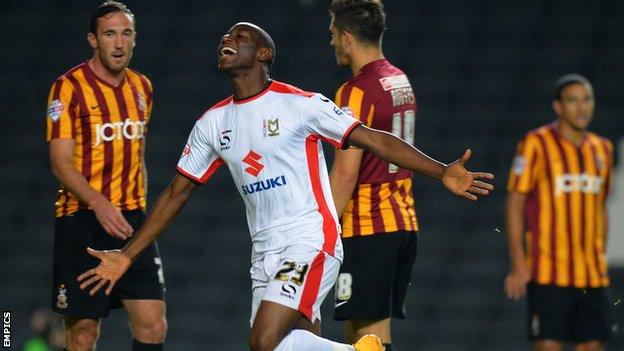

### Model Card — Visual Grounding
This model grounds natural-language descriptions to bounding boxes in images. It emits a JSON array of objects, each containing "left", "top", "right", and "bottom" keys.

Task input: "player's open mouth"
[
  {"left": 112, "top": 52, "right": 125, "bottom": 59},
  {"left": 220, "top": 46, "right": 237, "bottom": 56}
]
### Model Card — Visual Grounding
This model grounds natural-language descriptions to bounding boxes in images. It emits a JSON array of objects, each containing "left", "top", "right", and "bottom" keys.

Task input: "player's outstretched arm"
[
  {"left": 345, "top": 125, "right": 494, "bottom": 201},
  {"left": 78, "top": 174, "right": 198, "bottom": 295}
]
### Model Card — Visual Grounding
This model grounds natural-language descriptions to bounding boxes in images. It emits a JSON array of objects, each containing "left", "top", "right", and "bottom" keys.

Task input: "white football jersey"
[{"left": 177, "top": 81, "right": 360, "bottom": 262}]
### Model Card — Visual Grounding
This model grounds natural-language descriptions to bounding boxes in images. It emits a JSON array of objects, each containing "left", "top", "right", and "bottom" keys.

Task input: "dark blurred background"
[{"left": 1, "top": 0, "right": 623, "bottom": 350}]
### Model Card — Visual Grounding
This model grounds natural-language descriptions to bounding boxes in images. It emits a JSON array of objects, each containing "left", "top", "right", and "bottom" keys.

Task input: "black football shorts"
[
  {"left": 527, "top": 283, "right": 612, "bottom": 343},
  {"left": 51, "top": 210, "right": 165, "bottom": 318},
  {"left": 334, "top": 230, "right": 418, "bottom": 321}
]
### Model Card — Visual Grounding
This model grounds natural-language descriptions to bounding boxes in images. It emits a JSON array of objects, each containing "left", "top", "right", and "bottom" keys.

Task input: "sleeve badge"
[
  {"left": 47, "top": 99, "right": 64, "bottom": 122},
  {"left": 513, "top": 155, "right": 526, "bottom": 175}
]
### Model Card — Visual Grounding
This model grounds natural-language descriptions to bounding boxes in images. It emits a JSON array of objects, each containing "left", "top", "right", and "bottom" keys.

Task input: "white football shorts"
[{"left": 249, "top": 244, "right": 340, "bottom": 326}]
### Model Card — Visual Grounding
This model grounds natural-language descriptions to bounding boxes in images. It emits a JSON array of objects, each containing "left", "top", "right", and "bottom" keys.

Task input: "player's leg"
[
  {"left": 250, "top": 300, "right": 315, "bottom": 350},
  {"left": 336, "top": 235, "right": 391, "bottom": 343},
  {"left": 571, "top": 287, "right": 611, "bottom": 351},
  {"left": 573, "top": 341, "right": 604, "bottom": 351},
  {"left": 115, "top": 211, "right": 167, "bottom": 350},
  {"left": 386, "top": 231, "right": 419, "bottom": 351},
  {"left": 249, "top": 248, "right": 382, "bottom": 350},
  {"left": 253, "top": 301, "right": 383, "bottom": 351},
  {"left": 345, "top": 319, "right": 391, "bottom": 345},
  {"left": 533, "top": 340, "right": 565, "bottom": 351},
  {"left": 275, "top": 328, "right": 370, "bottom": 351},
  {"left": 527, "top": 284, "right": 574, "bottom": 351},
  {"left": 335, "top": 232, "right": 414, "bottom": 348},
  {"left": 123, "top": 300, "right": 167, "bottom": 348},
  {"left": 52, "top": 211, "right": 114, "bottom": 350},
  {"left": 63, "top": 316, "right": 100, "bottom": 351},
  {"left": 249, "top": 248, "right": 337, "bottom": 350},
  {"left": 294, "top": 312, "right": 321, "bottom": 335}
]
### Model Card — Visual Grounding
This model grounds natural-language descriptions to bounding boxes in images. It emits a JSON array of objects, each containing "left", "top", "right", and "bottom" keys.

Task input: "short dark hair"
[
  {"left": 553, "top": 74, "right": 593, "bottom": 100},
  {"left": 330, "top": 0, "right": 386, "bottom": 46},
  {"left": 90, "top": 1, "right": 134, "bottom": 35}
]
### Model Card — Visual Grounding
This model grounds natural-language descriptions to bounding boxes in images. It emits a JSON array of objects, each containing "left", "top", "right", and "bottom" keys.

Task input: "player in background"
[
  {"left": 46, "top": 2, "right": 166, "bottom": 350},
  {"left": 504, "top": 74, "right": 613, "bottom": 351},
  {"left": 328, "top": 1, "right": 419, "bottom": 349},
  {"left": 77, "top": 22, "right": 493, "bottom": 351}
]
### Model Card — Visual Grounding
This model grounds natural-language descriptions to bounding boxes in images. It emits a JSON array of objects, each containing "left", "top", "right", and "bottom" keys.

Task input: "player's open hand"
[
  {"left": 77, "top": 247, "right": 131, "bottom": 296},
  {"left": 441, "top": 149, "right": 494, "bottom": 201}
]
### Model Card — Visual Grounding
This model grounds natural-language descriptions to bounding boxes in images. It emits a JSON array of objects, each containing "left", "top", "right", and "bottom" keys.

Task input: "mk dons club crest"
[{"left": 263, "top": 118, "right": 280, "bottom": 138}]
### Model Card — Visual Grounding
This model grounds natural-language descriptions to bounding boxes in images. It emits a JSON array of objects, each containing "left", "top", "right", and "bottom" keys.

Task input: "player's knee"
[
  {"left": 133, "top": 317, "right": 167, "bottom": 343},
  {"left": 248, "top": 331, "right": 280, "bottom": 351},
  {"left": 67, "top": 324, "right": 100, "bottom": 350},
  {"left": 534, "top": 340, "right": 564, "bottom": 351},
  {"left": 248, "top": 339, "right": 275, "bottom": 351},
  {"left": 575, "top": 341, "right": 604, "bottom": 351}
]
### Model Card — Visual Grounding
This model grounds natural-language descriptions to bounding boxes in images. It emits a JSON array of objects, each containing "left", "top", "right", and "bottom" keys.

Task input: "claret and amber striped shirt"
[
  {"left": 46, "top": 61, "right": 153, "bottom": 218},
  {"left": 336, "top": 59, "right": 418, "bottom": 238},
  {"left": 507, "top": 123, "right": 613, "bottom": 288}
]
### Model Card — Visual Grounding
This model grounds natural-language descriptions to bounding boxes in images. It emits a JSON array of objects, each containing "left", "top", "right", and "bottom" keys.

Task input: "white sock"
[{"left": 273, "top": 329, "right": 355, "bottom": 351}]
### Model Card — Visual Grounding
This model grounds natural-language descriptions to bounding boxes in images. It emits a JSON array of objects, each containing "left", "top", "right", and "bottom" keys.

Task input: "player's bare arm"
[
  {"left": 346, "top": 124, "right": 494, "bottom": 201},
  {"left": 329, "top": 147, "right": 363, "bottom": 216},
  {"left": 504, "top": 191, "right": 530, "bottom": 300},
  {"left": 49, "top": 138, "right": 133, "bottom": 239},
  {"left": 78, "top": 174, "right": 198, "bottom": 295}
]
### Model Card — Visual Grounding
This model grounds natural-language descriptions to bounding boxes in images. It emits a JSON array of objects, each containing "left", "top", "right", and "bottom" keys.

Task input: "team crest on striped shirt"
[
  {"left": 595, "top": 154, "right": 603, "bottom": 171},
  {"left": 56, "top": 284, "right": 68, "bottom": 309},
  {"left": 48, "top": 99, "right": 64, "bottom": 122},
  {"left": 136, "top": 91, "right": 147, "bottom": 112}
]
